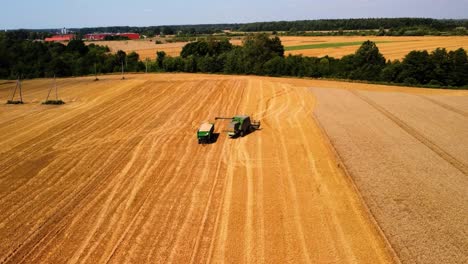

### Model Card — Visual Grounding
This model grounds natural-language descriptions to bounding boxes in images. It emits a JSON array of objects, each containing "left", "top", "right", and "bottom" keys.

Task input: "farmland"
[
  {"left": 88, "top": 36, "right": 468, "bottom": 61},
  {"left": 87, "top": 40, "right": 186, "bottom": 57},
  {"left": 312, "top": 87, "right": 468, "bottom": 264},
  {"left": 284, "top": 40, "right": 392, "bottom": 51},
  {"left": 281, "top": 36, "right": 468, "bottom": 60},
  {"left": 1, "top": 74, "right": 467, "bottom": 263}
]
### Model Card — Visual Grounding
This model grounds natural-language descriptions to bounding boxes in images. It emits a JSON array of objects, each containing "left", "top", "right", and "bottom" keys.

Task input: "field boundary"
[
  {"left": 285, "top": 41, "right": 392, "bottom": 51},
  {"left": 309, "top": 87, "right": 402, "bottom": 264},
  {"left": 0, "top": 82, "right": 14, "bottom": 86},
  {"left": 350, "top": 89, "right": 468, "bottom": 176}
]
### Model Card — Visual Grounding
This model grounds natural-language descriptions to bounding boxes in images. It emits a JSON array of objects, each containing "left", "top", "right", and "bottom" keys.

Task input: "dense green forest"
[
  {"left": 18, "top": 18, "right": 468, "bottom": 37},
  {"left": 237, "top": 18, "right": 468, "bottom": 34},
  {"left": 75, "top": 18, "right": 468, "bottom": 36},
  {"left": 0, "top": 31, "right": 144, "bottom": 78},
  {"left": 154, "top": 35, "right": 468, "bottom": 88},
  {"left": 1, "top": 31, "right": 467, "bottom": 88}
]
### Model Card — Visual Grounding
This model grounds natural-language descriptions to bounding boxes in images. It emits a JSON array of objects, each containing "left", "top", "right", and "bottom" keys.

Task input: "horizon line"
[{"left": 4, "top": 17, "right": 468, "bottom": 31}]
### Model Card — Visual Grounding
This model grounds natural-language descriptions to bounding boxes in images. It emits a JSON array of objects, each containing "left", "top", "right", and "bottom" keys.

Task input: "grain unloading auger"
[{"left": 215, "top": 115, "right": 260, "bottom": 137}]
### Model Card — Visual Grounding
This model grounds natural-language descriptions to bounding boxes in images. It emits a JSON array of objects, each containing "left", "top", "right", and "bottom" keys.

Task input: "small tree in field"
[
  {"left": 156, "top": 51, "right": 166, "bottom": 69},
  {"left": 348, "top": 41, "right": 386, "bottom": 80}
]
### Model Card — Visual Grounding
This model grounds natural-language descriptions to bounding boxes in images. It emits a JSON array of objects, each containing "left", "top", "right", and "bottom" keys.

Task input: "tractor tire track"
[
  {"left": 351, "top": 90, "right": 467, "bottom": 176},
  {"left": 1, "top": 74, "right": 407, "bottom": 263},
  {"left": 418, "top": 95, "right": 468, "bottom": 117}
]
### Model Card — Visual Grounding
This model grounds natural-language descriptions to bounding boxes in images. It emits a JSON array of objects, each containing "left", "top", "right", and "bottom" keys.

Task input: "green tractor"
[
  {"left": 197, "top": 122, "right": 215, "bottom": 144},
  {"left": 215, "top": 115, "right": 260, "bottom": 137}
]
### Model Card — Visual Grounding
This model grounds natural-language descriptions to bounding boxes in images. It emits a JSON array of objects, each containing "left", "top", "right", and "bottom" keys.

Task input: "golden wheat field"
[
  {"left": 0, "top": 74, "right": 467, "bottom": 263},
  {"left": 284, "top": 36, "right": 468, "bottom": 60},
  {"left": 87, "top": 36, "right": 468, "bottom": 61},
  {"left": 87, "top": 40, "right": 185, "bottom": 58}
]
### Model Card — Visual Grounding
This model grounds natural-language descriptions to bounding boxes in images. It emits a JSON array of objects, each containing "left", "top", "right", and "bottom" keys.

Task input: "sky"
[{"left": 2, "top": 0, "right": 468, "bottom": 29}]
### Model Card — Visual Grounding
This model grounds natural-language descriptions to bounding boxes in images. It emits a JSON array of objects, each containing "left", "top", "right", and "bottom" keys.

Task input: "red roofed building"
[
  {"left": 84, "top": 34, "right": 105, "bottom": 41},
  {"left": 121, "top": 33, "right": 140, "bottom": 40},
  {"left": 85, "top": 33, "right": 140, "bottom": 41},
  {"left": 45, "top": 34, "right": 75, "bottom": 42}
]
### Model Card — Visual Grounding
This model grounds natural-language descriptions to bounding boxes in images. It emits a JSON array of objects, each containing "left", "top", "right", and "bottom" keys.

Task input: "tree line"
[
  {"left": 14, "top": 18, "right": 468, "bottom": 39},
  {"left": 73, "top": 18, "right": 468, "bottom": 36},
  {"left": 1, "top": 32, "right": 467, "bottom": 88},
  {"left": 70, "top": 25, "right": 234, "bottom": 37},
  {"left": 238, "top": 18, "right": 468, "bottom": 32},
  {"left": 152, "top": 35, "right": 468, "bottom": 88},
  {"left": 0, "top": 31, "right": 144, "bottom": 78}
]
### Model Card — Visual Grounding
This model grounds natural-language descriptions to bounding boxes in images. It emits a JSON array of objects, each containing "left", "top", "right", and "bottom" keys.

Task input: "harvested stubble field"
[
  {"left": 87, "top": 39, "right": 185, "bottom": 58},
  {"left": 312, "top": 87, "right": 468, "bottom": 264},
  {"left": 86, "top": 39, "right": 244, "bottom": 60},
  {"left": 0, "top": 73, "right": 467, "bottom": 263},
  {"left": 87, "top": 36, "right": 468, "bottom": 61},
  {"left": 282, "top": 36, "right": 468, "bottom": 60}
]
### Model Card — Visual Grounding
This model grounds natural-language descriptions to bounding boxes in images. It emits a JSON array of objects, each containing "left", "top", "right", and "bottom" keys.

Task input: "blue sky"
[{"left": 2, "top": 0, "right": 468, "bottom": 29}]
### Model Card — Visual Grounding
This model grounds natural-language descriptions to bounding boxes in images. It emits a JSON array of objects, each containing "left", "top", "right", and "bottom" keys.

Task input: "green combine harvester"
[
  {"left": 197, "top": 122, "right": 215, "bottom": 144},
  {"left": 215, "top": 115, "right": 260, "bottom": 137}
]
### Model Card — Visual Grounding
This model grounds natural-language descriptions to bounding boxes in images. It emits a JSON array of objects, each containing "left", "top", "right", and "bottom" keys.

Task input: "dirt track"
[{"left": 0, "top": 74, "right": 397, "bottom": 263}]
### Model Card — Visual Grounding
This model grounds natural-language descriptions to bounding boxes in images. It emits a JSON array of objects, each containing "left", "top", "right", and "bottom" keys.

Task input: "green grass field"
[{"left": 285, "top": 41, "right": 392, "bottom": 51}]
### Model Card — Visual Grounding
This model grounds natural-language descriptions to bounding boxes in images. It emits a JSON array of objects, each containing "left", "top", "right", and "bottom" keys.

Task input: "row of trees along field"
[
  {"left": 25, "top": 18, "right": 467, "bottom": 38},
  {"left": 154, "top": 35, "right": 468, "bottom": 88},
  {"left": 0, "top": 31, "right": 467, "bottom": 88},
  {"left": 237, "top": 18, "right": 468, "bottom": 36},
  {"left": 0, "top": 31, "right": 144, "bottom": 78}
]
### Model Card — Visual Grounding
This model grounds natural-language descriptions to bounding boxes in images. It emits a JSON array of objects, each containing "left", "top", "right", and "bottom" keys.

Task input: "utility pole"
[
  {"left": 46, "top": 75, "right": 53, "bottom": 102},
  {"left": 10, "top": 77, "right": 19, "bottom": 102},
  {"left": 121, "top": 61, "right": 125, "bottom": 80},
  {"left": 94, "top": 63, "right": 99, "bottom": 81},
  {"left": 54, "top": 75, "right": 58, "bottom": 101},
  {"left": 19, "top": 75, "right": 23, "bottom": 103},
  {"left": 43, "top": 74, "right": 64, "bottom": 105},
  {"left": 9, "top": 75, "right": 24, "bottom": 104},
  {"left": 45, "top": 75, "right": 58, "bottom": 102}
]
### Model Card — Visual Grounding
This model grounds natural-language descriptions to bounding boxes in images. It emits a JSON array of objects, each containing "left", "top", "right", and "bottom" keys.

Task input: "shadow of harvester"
[{"left": 227, "top": 127, "right": 262, "bottom": 139}]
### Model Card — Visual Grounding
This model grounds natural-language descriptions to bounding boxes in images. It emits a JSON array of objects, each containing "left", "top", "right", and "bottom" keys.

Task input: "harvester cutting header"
[{"left": 215, "top": 115, "right": 261, "bottom": 138}]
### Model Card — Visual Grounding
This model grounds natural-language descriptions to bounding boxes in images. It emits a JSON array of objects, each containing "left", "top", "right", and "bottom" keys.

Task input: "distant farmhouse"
[
  {"left": 85, "top": 33, "right": 140, "bottom": 40},
  {"left": 45, "top": 31, "right": 140, "bottom": 42},
  {"left": 45, "top": 34, "right": 75, "bottom": 42}
]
